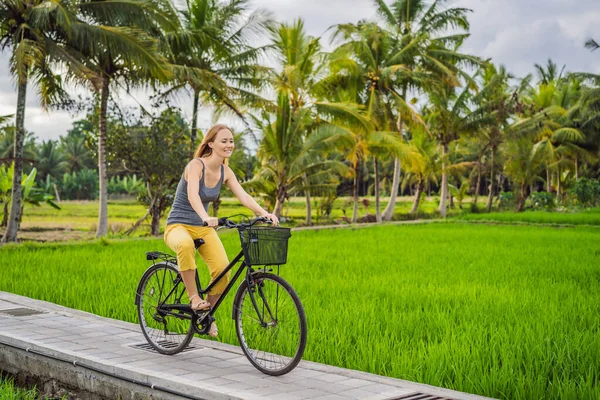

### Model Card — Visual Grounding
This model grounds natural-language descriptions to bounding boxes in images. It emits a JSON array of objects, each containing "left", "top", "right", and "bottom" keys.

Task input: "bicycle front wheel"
[
  {"left": 233, "top": 272, "right": 307, "bottom": 376},
  {"left": 137, "top": 262, "right": 194, "bottom": 355}
]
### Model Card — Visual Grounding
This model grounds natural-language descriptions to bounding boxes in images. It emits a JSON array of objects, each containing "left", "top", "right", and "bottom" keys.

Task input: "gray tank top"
[{"left": 166, "top": 159, "right": 224, "bottom": 226}]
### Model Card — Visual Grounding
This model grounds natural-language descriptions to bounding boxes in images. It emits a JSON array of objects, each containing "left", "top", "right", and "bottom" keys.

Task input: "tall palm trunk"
[
  {"left": 274, "top": 180, "right": 286, "bottom": 219},
  {"left": 191, "top": 88, "right": 200, "bottom": 157},
  {"left": 382, "top": 89, "right": 407, "bottom": 221},
  {"left": 473, "top": 160, "right": 482, "bottom": 205},
  {"left": 2, "top": 202, "right": 9, "bottom": 227},
  {"left": 546, "top": 167, "right": 551, "bottom": 192},
  {"left": 556, "top": 165, "right": 561, "bottom": 203},
  {"left": 438, "top": 143, "right": 449, "bottom": 217},
  {"left": 374, "top": 157, "right": 381, "bottom": 223},
  {"left": 96, "top": 76, "right": 110, "bottom": 238},
  {"left": 150, "top": 195, "right": 161, "bottom": 236},
  {"left": 352, "top": 163, "right": 359, "bottom": 223},
  {"left": 486, "top": 147, "right": 495, "bottom": 212},
  {"left": 516, "top": 182, "right": 527, "bottom": 212},
  {"left": 2, "top": 79, "right": 27, "bottom": 243},
  {"left": 382, "top": 157, "right": 401, "bottom": 220},
  {"left": 304, "top": 176, "right": 312, "bottom": 226},
  {"left": 410, "top": 178, "right": 423, "bottom": 214}
]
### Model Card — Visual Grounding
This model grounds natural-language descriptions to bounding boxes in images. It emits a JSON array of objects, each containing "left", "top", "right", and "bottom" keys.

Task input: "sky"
[{"left": 0, "top": 0, "right": 598, "bottom": 142}]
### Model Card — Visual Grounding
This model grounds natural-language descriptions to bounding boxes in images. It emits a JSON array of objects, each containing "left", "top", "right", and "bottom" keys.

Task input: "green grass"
[
  {"left": 453, "top": 207, "right": 600, "bottom": 226},
  {"left": 1, "top": 223, "right": 599, "bottom": 399},
  {"left": 0, "top": 378, "right": 36, "bottom": 400},
  {"left": 11, "top": 199, "right": 600, "bottom": 240},
  {"left": 0, "top": 376, "right": 64, "bottom": 400},
  {"left": 6, "top": 196, "right": 448, "bottom": 240},
  {"left": 19, "top": 196, "right": 437, "bottom": 224}
]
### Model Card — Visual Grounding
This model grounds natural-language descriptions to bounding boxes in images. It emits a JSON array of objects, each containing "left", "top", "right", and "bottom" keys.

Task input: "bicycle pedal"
[{"left": 194, "top": 308, "right": 212, "bottom": 317}]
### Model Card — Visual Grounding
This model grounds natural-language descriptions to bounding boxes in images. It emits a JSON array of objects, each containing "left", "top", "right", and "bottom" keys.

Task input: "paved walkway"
[{"left": 0, "top": 291, "right": 494, "bottom": 400}]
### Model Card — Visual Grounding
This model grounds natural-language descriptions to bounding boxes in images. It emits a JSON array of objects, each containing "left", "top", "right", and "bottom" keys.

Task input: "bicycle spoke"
[
  {"left": 138, "top": 264, "right": 193, "bottom": 355},
  {"left": 235, "top": 274, "right": 305, "bottom": 375},
  {"left": 233, "top": 306, "right": 263, "bottom": 325}
]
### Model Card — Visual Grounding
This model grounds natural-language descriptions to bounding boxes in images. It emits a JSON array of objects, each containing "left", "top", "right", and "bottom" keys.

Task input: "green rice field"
[
  {"left": 1, "top": 223, "right": 599, "bottom": 399},
  {"left": 453, "top": 207, "right": 600, "bottom": 226},
  {"left": 4, "top": 196, "right": 447, "bottom": 241}
]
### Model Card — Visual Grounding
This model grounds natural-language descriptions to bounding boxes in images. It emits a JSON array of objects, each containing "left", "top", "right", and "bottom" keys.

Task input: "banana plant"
[
  {"left": 0, "top": 164, "right": 60, "bottom": 227},
  {"left": 121, "top": 175, "right": 144, "bottom": 196},
  {"left": 0, "top": 163, "right": 13, "bottom": 227},
  {"left": 19, "top": 168, "right": 61, "bottom": 223},
  {"left": 448, "top": 180, "right": 471, "bottom": 210}
]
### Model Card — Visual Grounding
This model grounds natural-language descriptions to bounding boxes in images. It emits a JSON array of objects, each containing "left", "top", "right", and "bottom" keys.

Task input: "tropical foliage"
[{"left": 0, "top": 0, "right": 599, "bottom": 243}]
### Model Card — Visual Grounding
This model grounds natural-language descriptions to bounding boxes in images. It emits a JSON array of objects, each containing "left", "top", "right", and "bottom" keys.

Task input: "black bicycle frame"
[{"left": 157, "top": 248, "right": 273, "bottom": 326}]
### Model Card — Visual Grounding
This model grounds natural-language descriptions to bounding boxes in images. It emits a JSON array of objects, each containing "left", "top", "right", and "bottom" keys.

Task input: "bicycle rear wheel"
[
  {"left": 233, "top": 272, "right": 307, "bottom": 376},
  {"left": 136, "top": 263, "right": 194, "bottom": 355}
]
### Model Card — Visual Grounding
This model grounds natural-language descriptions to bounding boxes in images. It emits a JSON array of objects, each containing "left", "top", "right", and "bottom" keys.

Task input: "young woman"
[{"left": 164, "top": 124, "right": 278, "bottom": 338}]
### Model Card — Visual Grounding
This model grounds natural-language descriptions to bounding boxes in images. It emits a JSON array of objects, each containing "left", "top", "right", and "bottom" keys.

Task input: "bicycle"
[{"left": 134, "top": 216, "right": 307, "bottom": 376}]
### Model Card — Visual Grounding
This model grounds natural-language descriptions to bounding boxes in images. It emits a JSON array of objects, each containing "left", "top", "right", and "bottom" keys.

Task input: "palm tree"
[
  {"left": 371, "top": 0, "right": 480, "bottom": 220},
  {"left": 251, "top": 92, "right": 349, "bottom": 218},
  {"left": 60, "top": 134, "right": 94, "bottom": 173},
  {"left": 577, "top": 73, "right": 600, "bottom": 170},
  {"left": 36, "top": 140, "right": 68, "bottom": 182},
  {"left": 160, "top": 0, "right": 273, "bottom": 155},
  {"left": 402, "top": 128, "right": 439, "bottom": 213},
  {"left": 469, "top": 64, "right": 516, "bottom": 211},
  {"left": 64, "top": 0, "right": 179, "bottom": 237},
  {"left": 503, "top": 137, "right": 547, "bottom": 211},
  {"left": 308, "top": 117, "right": 415, "bottom": 222},
  {"left": 329, "top": 21, "right": 427, "bottom": 221},
  {"left": 252, "top": 20, "right": 373, "bottom": 220},
  {"left": 425, "top": 69, "right": 490, "bottom": 217},
  {"left": 533, "top": 58, "right": 565, "bottom": 85},
  {"left": 528, "top": 73, "right": 587, "bottom": 201},
  {"left": 0, "top": 0, "right": 78, "bottom": 242},
  {"left": 0, "top": 127, "right": 37, "bottom": 167}
]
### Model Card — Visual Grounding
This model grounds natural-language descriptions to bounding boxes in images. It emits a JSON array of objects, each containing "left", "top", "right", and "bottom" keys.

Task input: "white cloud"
[{"left": 456, "top": 0, "right": 600, "bottom": 76}]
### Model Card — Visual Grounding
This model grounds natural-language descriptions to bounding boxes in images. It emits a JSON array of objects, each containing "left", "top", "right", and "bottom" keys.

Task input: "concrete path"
[{"left": 0, "top": 291, "right": 494, "bottom": 400}]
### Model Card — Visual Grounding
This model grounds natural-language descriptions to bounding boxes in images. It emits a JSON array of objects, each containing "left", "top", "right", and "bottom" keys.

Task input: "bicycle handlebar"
[{"left": 202, "top": 216, "right": 273, "bottom": 229}]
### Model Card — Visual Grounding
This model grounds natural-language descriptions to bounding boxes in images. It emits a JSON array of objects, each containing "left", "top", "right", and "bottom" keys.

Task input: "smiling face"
[{"left": 208, "top": 129, "right": 235, "bottom": 159}]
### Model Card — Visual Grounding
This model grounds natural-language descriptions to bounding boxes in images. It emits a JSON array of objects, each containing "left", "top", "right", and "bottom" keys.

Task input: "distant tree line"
[{"left": 1, "top": 0, "right": 599, "bottom": 240}]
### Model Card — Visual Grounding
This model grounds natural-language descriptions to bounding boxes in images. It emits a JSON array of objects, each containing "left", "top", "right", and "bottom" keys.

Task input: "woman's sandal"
[
  {"left": 208, "top": 322, "right": 218, "bottom": 338},
  {"left": 189, "top": 294, "right": 211, "bottom": 311}
]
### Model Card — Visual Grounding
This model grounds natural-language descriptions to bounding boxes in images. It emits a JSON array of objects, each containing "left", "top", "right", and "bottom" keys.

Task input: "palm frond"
[
  {"left": 10, "top": 38, "right": 45, "bottom": 84},
  {"left": 372, "top": 0, "right": 397, "bottom": 28},
  {"left": 552, "top": 127, "right": 585, "bottom": 143},
  {"left": 315, "top": 101, "right": 374, "bottom": 132},
  {"left": 585, "top": 38, "right": 599, "bottom": 52}
]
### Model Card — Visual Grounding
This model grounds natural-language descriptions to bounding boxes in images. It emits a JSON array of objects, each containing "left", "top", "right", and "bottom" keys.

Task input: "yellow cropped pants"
[{"left": 164, "top": 224, "right": 230, "bottom": 295}]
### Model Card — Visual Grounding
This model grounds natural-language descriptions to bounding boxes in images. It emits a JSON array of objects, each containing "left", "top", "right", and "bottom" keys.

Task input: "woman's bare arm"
[
  {"left": 185, "top": 160, "right": 217, "bottom": 226},
  {"left": 224, "top": 165, "right": 279, "bottom": 225}
]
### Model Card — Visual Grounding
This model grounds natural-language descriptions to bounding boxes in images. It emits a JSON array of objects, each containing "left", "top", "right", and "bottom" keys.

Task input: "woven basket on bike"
[{"left": 238, "top": 226, "right": 291, "bottom": 266}]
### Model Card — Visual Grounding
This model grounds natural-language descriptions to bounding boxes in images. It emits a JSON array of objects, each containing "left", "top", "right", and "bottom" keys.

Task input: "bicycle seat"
[{"left": 194, "top": 239, "right": 205, "bottom": 249}]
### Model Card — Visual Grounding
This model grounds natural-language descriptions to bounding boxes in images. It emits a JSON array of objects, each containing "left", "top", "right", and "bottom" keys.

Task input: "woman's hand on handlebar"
[
  {"left": 202, "top": 215, "right": 279, "bottom": 229},
  {"left": 203, "top": 217, "right": 219, "bottom": 227},
  {"left": 262, "top": 213, "right": 279, "bottom": 226}
]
